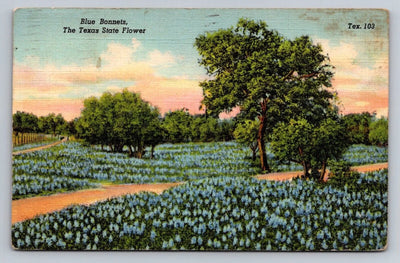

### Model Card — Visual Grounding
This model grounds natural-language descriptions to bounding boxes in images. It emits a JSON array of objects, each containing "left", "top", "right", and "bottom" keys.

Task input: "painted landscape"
[{"left": 12, "top": 9, "right": 388, "bottom": 251}]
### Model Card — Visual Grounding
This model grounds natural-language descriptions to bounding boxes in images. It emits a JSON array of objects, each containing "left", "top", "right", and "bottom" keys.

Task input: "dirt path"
[
  {"left": 12, "top": 182, "right": 183, "bottom": 224},
  {"left": 12, "top": 138, "right": 67, "bottom": 156},
  {"left": 12, "top": 162, "right": 387, "bottom": 224},
  {"left": 255, "top": 162, "right": 388, "bottom": 181}
]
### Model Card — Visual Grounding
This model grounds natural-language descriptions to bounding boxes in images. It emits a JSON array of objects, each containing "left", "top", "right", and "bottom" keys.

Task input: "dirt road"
[
  {"left": 255, "top": 162, "right": 388, "bottom": 181},
  {"left": 12, "top": 182, "right": 183, "bottom": 224},
  {"left": 12, "top": 138, "right": 67, "bottom": 156}
]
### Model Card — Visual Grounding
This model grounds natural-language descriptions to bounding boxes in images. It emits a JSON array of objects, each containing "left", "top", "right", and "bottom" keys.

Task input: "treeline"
[
  {"left": 13, "top": 93, "right": 387, "bottom": 158},
  {"left": 13, "top": 111, "right": 74, "bottom": 137},
  {"left": 12, "top": 90, "right": 235, "bottom": 158},
  {"left": 342, "top": 112, "right": 388, "bottom": 147}
]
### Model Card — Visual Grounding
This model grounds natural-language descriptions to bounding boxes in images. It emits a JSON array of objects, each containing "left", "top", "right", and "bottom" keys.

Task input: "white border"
[{"left": 1, "top": 1, "right": 398, "bottom": 263}]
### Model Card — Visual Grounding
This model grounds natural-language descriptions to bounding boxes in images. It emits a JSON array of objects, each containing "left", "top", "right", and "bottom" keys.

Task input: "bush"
[{"left": 328, "top": 160, "right": 351, "bottom": 177}]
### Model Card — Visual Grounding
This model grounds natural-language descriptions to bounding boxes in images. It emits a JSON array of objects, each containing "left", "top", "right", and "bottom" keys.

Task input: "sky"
[{"left": 13, "top": 8, "right": 389, "bottom": 120}]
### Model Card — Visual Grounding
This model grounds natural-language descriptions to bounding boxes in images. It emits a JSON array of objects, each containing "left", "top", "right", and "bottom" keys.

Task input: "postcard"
[{"left": 12, "top": 8, "right": 388, "bottom": 251}]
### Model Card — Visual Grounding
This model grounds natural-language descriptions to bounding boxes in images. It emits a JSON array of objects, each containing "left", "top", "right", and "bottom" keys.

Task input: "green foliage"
[
  {"left": 195, "top": 18, "right": 334, "bottom": 171},
  {"left": 327, "top": 160, "right": 352, "bottom": 178},
  {"left": 38, "top": 113, "right": 67, "bottom": 136},
  {"left": 77, "top": 89, "right": 163, "bottom": 157},
  {"left": 162, "top": 109, "right": 193, "bottom": 143},
  {"left": 234, "top": 119, "right": 259, "bottom": 161},
  {"left": 342, "top": 112, "right": 373, "bottom": 145},
  {"left": 369, "top": 117, "right": 388, "bottom": 146},
  {"left": 271, "top": 118, "right": 349, "bottom": 180},
  {"left": 12, "top": 111, "right": 39, "bottom": 134},
  {"left": 162, "top": 111, "right": 235, "bottom": 143}
]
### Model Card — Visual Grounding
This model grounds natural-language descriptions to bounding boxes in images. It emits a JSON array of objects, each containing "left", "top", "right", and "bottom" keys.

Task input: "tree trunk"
[
  {"left": 252, "top": 149, "right": 256, "bottom": 161},
  {"left": 128, "top": 145, "right": 133, "bottom": 156},
  {"left": 151, "top": 145, "right": 155, "bottom": 159},
  {"left": 302, "top": 162, "right": 308, "bottom": 178},
  {"left": 257, "top": 100, "right": 270, "bottom": 172},
  {"left": 320, "top": 160, "right": 327, "bottom": 181},
  {"left": 298, "top": 147, "right": 310, "bottom": 178}
]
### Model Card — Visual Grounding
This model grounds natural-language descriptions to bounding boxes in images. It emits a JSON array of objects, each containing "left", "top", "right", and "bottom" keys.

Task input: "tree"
[
  {"left": 38, "top": 113, "right": 67, "bottom": 136},
  {"left": 271, "top": 118, "right": 348, "bottom": 180},
  {"left": 79, "top": 89, "right": 163, "bottom": 158},
  {"left": 144, "top": 113, "right": 165, "bottom": 159},
  {"left": 195, "top": 18, "right": 333, "bottom": 171},
  {"left": 190, "top": 115, "right": 235, "bottom": 142},
  {"left": 12, "top": 111, "right": 39, "bottom": 135},
  {"left": 233, "top": 119, "right": 259, "bottom": 161},
  {"left": 343, "top": 112, "right": 373, "bottom": 144},
  {"left": 66, "top": 118, "right": 78, "bottom": 137},
  {"left": 162, "top": 109, "right": 193, "bottom": 143},
  {"left": 218, "top": 118, "right": 235, "bottom": 141},
  {"left": 369, "top": 117, "right": 388, "bottom": 146}
]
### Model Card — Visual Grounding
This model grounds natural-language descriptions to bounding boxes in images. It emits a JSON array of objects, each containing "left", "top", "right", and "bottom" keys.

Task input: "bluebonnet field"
[
  {"left": 12, "top": 142, "right": 259, "bottom": 199},
  {"left": 12, "top": 170, "right": 387, "bottom": 251},
  {"left": 12, "top": 141, "right": 388, "bottom": 250},
  {"left": 12, "top": 141, "right": 387, "bottom": 199}
]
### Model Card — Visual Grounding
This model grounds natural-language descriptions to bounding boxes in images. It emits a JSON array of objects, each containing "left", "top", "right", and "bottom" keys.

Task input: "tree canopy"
[
  {"left": 233, "top": 119, "right": 259, "bottom": 161},
  {"left": 342, "top": 112, "right": 374, "bottom": 145},
  {"left": 77, "top": 89, "right": 163, "bottom": 158},
  {"left": 195, "top": 18, "right": 334, "bottom": 171},
  {"left": 271, "top": 118, "right": 348, "bottom": 180},
  {"left": 13, "top": 111, "right": 39, "bottom": 135},
  {"left": 369, "top": 117, "right": 388, "bottom": 146}
]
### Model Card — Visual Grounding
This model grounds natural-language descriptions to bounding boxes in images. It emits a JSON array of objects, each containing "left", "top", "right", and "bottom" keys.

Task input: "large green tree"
[
  {"left": 78, "top": 89, "right": 163, "bottom": 158},
  {"left": 195, "top": 18, "right": 333, "bottom": 171}
]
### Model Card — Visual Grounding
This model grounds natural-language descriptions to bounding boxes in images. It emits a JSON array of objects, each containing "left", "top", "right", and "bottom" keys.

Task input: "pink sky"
[{"left": 13, "top": 38, "right": 388, "bottom": 121}]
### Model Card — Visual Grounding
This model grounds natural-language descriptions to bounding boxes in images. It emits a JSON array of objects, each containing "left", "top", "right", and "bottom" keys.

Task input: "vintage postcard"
[{"left": 12, "top": 8, "right": 388, "bottom": 251}]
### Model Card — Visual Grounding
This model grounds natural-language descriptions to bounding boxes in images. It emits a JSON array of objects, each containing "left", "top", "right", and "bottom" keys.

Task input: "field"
[{"left": 11, "top": 141, "right": 388, "bottom": 251}]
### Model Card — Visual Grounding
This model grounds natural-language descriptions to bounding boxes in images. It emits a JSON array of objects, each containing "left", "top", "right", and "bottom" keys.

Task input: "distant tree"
[
  {"left": 369, "top": 117, "right": 388, "bottom": 146},
  {"left": 66, "top": 118, "right": 78, "bottom": 137},
  {"left": 162, "top": 109, "right": 193, "bottom": 143},
  {"left": 190, "top": 116, "right": 208, "bottom": 142},
  {"left": 342, "top": 112, "right": 373, "bottom": 144},
  {"left": 144, "top": 113, "right": 165, "bottom": 159},
  {"left": 218, "top": 119, "right": 235, "bottom": 141},
  {"left": 38, "top": 113, "right": 67, "bottom": 136},
  {"left": 195, "top": 18, "right": 334, "bottom": 171},
  {"left": 190, "top": 115, "right": 235, "bottom": 142},
  {"left": 234, "top": 119, "right": 259, "bottom": 161},
  {"left": 12, "top": 111, "right": 39, "bottom": 135},
  {"left": 271, "top": 118, "right": 348, "bottom": 180}
]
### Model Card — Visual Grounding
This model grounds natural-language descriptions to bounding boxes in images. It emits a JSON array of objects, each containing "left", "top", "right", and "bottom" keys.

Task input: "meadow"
[
  {"left": 11, "top": 141, "right": 388, "bottom": 250},
  {"left": 12, "top": 170, "right": 387, "bottom": 251},
  {"left": 12, "top": 141, "right": 387, "bottom": 200}
]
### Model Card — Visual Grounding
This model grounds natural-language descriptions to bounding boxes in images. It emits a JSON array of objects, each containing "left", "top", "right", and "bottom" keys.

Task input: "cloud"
[
  {"left": 313, "top": 38, "right": 388, "bottom": 116},
  {"left": 13, "top": 38, "right": 204, "bottom": 120},
  {"left": 147, "top": 50, "right": 176, "bottom": 67}
]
